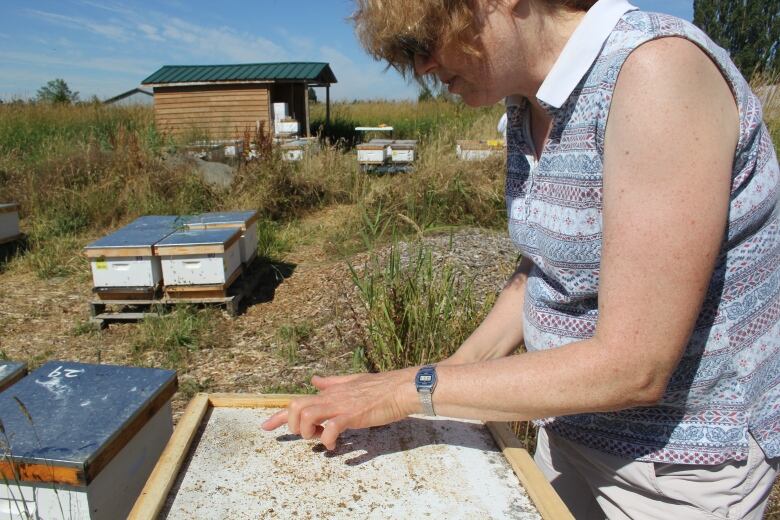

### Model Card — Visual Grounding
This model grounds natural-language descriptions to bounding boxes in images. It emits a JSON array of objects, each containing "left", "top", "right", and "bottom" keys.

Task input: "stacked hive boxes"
[
  {"left": 0, "top": 361, "right": 176, "bottom": 520},
  {"left": 0, "top": 203, "right": 21, "bottom": 244},
  {"left": 273, "top": 102, "right": 299, "bottom": 138},
  {"left": 84, "top": 211, "right": 258, "bottom": 298}
]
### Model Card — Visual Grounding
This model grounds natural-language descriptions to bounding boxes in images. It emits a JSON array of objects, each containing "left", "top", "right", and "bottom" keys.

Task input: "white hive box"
[
  {"left": 83, "top": 216, "right": 182, "bottom": 296},
  {"left": 131, "top": 395, "right": 573, "bottom": 520},
  {"left": 280, "top": 138, "right": 319, "bottom": 162},
  {"left": 0, "top": 203, "right": 21, "bottom": 244},
  {"left": 357, "top": 143, "right": 389, "bottom": 165},
  {"left": 391, "top": 139, "right": 417, "bottom": 163},
  {"left": 275, "top": 118, "right": 299, "bottom": 136},
  {"left": 272, "top": 102, "right": 289, "bottom": 122},
  {"left": 0, "top": 361, "right": 177, "bottom": 520},
  {"left": 0, "top": 361, "right": 27, "bottom": 393},
  {"left": 155, "top": 228, "right": 243, "bottom": 288},
  {"left": 456, "top": 140, "right": 502, "bottom": 161},
  {"left": 184, "top": 210, "right": 259, "bottom": 265}
]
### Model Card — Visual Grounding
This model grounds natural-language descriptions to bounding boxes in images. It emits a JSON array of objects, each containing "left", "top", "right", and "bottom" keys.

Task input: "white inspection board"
[{"left": 162, "top": 408, "right": 541, "bottom": 520}]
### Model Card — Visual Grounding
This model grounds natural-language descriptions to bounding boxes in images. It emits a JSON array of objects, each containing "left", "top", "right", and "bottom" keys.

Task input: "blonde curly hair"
[{"left": 352, "top": 0, "right": 597, "bottom": 76}]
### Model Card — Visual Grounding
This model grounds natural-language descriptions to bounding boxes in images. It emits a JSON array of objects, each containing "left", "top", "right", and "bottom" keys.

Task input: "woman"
[{"left": 264, "top": 0, "right": 780, "bottom": 517}]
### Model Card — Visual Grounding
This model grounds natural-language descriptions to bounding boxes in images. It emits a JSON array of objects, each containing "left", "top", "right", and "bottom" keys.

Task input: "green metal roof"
[{"left": 141, "top": 62, "right": 337, "bottom": 85}]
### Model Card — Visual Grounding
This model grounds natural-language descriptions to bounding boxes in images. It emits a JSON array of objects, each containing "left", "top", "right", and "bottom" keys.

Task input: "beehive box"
[
  {"left": 84, "top": 217, "right": 181, "bottom": 296},
  {"left": 0, "top": 361, "right": 27, "bottom": 393},
  {"left": 154, "top": 228, "right": 242, "bottom": 289},
  {"left": 0, "top": 203, "right": 21, "bottom": 244},
  {"left": 357, "top": 143, "right": 389, "bottom": 165},
  {"left": 183, "top": 211, "right": 258, "bottom": 265},
  {"left": 391, "top": 139, "right": 417, "bottom": 163},
  {"left": 0, "top": 362, "right": 177, "bottom": 520},
  {"left": 275, "top": 118, "right": 299, "bottom": 136},
  {"left": 456, "top": 140, "right": 503, "bottom": 161},
  {"left": 130, "top": 394, "right": 572, "bottom": 520},
  {"left": 280, "top": 138, "right": 320, "bottom": 162}
]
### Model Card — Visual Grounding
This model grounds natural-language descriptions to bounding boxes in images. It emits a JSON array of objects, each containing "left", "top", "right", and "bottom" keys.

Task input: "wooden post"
[
  {"left": 304, "top": 83, "right": 311, "bottom": 137},
  {"left": 326, "top": 84, "right": 331, "bottom": 129}
]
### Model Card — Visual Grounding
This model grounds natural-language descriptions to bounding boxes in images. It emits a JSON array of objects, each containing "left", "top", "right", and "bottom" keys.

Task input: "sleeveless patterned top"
[{"left": 506, "top": 6, "right": 780, "bottom": 464}]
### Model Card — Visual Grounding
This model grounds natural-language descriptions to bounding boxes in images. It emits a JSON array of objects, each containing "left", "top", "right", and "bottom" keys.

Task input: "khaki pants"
[{"left": 534, "top": 427, "right": 779, "bottom": 519}]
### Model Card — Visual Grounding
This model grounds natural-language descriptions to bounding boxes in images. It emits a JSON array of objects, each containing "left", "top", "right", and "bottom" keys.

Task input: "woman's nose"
[{"left": 414, "top": 53, "right": 438, "bottom": 76}]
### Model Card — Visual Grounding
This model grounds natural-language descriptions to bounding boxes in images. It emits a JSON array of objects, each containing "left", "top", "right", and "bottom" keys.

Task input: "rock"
[{"left": 193, "top": 158, "right": 236, "bottom": 189}]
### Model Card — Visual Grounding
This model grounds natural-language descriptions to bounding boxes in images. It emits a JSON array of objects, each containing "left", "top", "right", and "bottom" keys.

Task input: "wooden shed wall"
[{"left": 153, "top": 84, "right": 270, "bottom": 139}]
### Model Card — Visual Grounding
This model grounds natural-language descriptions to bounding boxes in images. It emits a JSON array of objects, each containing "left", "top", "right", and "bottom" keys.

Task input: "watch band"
[{"left": 419, "top": 390, "right": 436, "bottom": 416}]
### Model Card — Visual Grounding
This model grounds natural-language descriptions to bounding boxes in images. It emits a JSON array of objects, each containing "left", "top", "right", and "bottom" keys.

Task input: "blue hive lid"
[
  {"left": 155, "top": 228, "right": 241, "bottom": 248},
  {"left": 125, "top": 215, "right": 188, "bottom": 231},
  {"left": 0, "top": 361, "right": 177, "bottom": 485},
  {"left": 186, "top": 211, "right": 258, "bottom": 229},
  {"left": 85, "top": 216, "right": 190, "bottom": 251}
]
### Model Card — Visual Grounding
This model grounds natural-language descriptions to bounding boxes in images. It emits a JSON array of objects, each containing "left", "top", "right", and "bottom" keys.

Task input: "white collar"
[{"left": 507, "top": 0, "right": 638, "bottom": 109}]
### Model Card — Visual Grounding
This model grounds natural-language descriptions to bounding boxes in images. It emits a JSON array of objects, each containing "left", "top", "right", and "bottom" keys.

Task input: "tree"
[
  {"left": 693, "top": 0, "right": 779, "bottom": 78},
  {"left": 36, "top": 79, "right": 80, "bottom": 104},
  {"left": 308, "top": 87, "right": 318, "bottom": 103}
]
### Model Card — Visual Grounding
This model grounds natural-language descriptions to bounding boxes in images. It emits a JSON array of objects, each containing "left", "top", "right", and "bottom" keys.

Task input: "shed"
[
  {"left": 141, "top": 62, "right": 337, "bottom": 139},
  {"left": 104, "top": 87, "right": 153, "bottom": 106}
]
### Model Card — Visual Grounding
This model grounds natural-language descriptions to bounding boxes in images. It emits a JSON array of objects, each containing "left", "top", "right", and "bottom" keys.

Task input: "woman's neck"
[{"left": 512, "top": 5, "right": 587, "bottom": 100}]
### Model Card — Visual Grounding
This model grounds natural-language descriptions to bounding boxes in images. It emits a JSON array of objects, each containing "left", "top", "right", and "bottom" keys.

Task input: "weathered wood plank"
[
  {"left": 486, "top": 422, "right": 574, "bottom": 520},
  {"left": 127, "top": 394, "right": 210, "bottom": 520}
]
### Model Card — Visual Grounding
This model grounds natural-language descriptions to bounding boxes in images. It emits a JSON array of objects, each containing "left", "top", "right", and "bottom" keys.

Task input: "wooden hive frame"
[{"left": 129, "top": 393, "right": 573, "bottom": 520}]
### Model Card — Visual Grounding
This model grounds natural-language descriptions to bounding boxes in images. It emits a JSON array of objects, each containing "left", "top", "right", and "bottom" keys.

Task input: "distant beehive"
[
  {"left": 0, "top": 203, "right": 21, "bottom": 244},
  {"left": 357, "top": 143, "right": 390, "bottom": 165},
  {"left": 456, "top": 140, "right": 504, "bottom": 161},
  {"left": 390, "top": 140, "right": 417, "bottom": 163},
  {"left": 280, "top": 138, "right": 320, "bottom": 162}
]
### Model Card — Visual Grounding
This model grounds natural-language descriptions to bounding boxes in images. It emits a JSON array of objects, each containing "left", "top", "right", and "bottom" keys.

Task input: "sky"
[{"left": 0, "top": 1, "right": 693, "bottom": 102}]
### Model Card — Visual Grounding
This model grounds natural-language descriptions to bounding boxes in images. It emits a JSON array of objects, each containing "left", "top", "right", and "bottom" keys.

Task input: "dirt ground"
[{"left": 0, "top": 227, "right": 518, "bottom": 420}]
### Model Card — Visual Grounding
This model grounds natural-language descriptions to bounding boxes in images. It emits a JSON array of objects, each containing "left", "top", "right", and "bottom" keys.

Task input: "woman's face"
[{"left": 413, "top": 0, "right": 529, "bottom": 106}]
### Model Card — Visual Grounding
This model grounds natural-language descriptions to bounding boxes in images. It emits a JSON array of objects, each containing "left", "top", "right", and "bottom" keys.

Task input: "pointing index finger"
[{"left": 261, "top": 409, "right": 289, "bottom": 431}]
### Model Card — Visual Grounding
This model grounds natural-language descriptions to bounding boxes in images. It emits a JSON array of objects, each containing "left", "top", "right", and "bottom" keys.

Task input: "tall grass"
[
  {"left": 132, "top": 306, "right": 221, "bottom": 368},
  {"left": 310, "top": 99, "right": 503, "bottom": 144},
  {"left": 349, "top": 242, "right": 496, "bottom": 372}
]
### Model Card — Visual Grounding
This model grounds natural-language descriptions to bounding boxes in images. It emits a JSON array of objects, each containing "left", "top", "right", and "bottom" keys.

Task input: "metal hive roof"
[{"left": 142, "top": 62, "right": 337, "bottom": 85}]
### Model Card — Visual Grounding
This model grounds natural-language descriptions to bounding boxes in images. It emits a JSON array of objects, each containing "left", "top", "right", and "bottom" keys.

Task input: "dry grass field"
[{"left": 0, "top": 94, "right": 778, "bottom": 517}]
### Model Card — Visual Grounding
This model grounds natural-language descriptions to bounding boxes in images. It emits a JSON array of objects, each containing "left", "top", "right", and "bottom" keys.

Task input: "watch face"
[{"left": 416, "top": 366, "right": 437, "bottom": 390}]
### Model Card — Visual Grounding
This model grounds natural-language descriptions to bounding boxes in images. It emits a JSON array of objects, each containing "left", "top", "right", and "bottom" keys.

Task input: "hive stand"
[{"left": 88, "top": 257, "right": 272, "bottom": 328}]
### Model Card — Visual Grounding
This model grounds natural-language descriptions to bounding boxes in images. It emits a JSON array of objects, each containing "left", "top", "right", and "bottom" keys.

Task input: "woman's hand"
[{"left": 261, "top": 367, "right": 420, "bottom": 450}]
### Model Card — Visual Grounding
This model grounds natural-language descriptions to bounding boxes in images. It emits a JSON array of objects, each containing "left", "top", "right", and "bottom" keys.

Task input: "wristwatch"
[{"left": 415, "top": 365, "right": 438, "bottom": 416}]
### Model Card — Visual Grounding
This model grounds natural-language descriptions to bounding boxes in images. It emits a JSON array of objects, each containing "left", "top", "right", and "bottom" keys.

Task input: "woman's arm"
[
  {"left": 439, "top": 255, "right": 533, "bottom": 366},
  {"left": 264, "top": 37, "right": 739, "bottom": 450}
]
